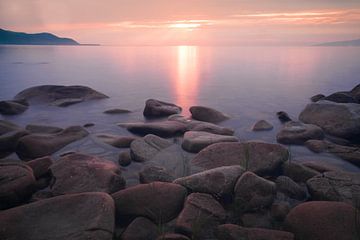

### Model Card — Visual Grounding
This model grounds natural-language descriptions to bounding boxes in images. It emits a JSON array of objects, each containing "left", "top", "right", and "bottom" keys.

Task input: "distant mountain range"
[
  {"left": 316, "top": 38, "right": 360, "bottom": 46},
  {"left": 0, "top": 28, "right": 80, "bottom": 45}
]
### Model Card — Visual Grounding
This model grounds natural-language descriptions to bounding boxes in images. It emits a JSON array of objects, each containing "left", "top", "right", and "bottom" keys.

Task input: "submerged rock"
[
  {"left": 310, "top": 94, "right": 325, "bottom": 102},
  {"left": 96, "top": 134, "right": 137, "bottom": 148},
  {"left": 139, "top": 165, "right": 175, "bottom": 183},
  {"left": 25, "top": 124, "right": 63, "bottom": 134},
  {"left": 0, "top": 100, "right": 28, "bottom": 115},
  {"left": 119, "top": 121, "right": 187, "bottom": 137},
  {"left": 0, "top": 120, "right": 22, "bottom": 135},
  {"left": 143, "top": 99, "right": 182, "bottom": 117},
  {"left": 276, "top": 111, "right": 292, "bottom": 123},
  {"left": 190, "top": 106, "right": 230, "bottom": 123},
  {"left": 276, "top": 121, "right": 324, "bottom": 145},
  {"left": 51, "top": 97, "right": 83, "bottom": 107},
  {"left": 324, "top": 91, "right": 357, "bottom": 103},
  {"left": 103, "top": 108, "right": 131, "bottom": 114},
  {"left": 0, "top": 129, "right": 28, "bottom": 155},
  {"left": 252, "top": 120, "right": 274, "bottom": 131}
]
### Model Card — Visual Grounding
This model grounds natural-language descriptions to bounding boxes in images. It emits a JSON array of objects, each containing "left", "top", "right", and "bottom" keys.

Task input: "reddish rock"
[
  {"left": 26, "top": 156, "right": 53, "bottom": 179},
  {"left": 121, "top": 217, "right": 158, "bottom": 240}
]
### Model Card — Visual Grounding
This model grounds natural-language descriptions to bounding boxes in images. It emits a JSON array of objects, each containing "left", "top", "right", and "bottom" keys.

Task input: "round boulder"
[
  {"left": 143, "top": 99, "right": 182, "bottom": 117},
  {"left": 190, "top": 106, "right": 229, "bottom": 123}
]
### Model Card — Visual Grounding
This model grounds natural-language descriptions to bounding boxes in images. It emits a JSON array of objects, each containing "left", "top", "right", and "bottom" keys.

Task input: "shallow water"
[{"left": 1, "top": 45, "right": 359, "bottom": 184}]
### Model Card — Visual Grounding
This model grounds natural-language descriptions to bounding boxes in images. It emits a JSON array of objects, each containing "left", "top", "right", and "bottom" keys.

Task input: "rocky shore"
[{"left": 0, "top": 84, "right": 359, "bottom": 240}]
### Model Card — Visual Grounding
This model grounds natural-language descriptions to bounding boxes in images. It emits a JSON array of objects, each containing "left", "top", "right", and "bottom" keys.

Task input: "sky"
[{"left": 1, "top": 0, "right": 360, "bottom": 45}]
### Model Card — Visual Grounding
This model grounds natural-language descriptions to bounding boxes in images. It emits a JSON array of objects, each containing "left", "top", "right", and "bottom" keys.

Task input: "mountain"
[
  {"left": 0, "top": 28, "right": 79, "bottom": 45},
  {"left": 316, "top": 38, "right": 360, "bottom": 46}
]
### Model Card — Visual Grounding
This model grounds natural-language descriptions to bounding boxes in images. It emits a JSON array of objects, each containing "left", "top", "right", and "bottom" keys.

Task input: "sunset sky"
[{"left": 1, "top": 0, "right": 360, "bottom": 45}]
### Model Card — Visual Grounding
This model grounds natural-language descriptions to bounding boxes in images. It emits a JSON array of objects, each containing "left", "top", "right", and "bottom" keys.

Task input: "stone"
[
  {"left": 234, "top": 171, "right": 276, "bottom": 212},
  {"left": 130, "top": 134, "right": 173, "bottom": 162},
  {"left": 0, "top": 192, "right": 115, "bottom": 240},
  {"left": 190, "top": 106, "right": 229, "bottom": 123},
  {"left": 252, "top": 120, "right": 273, "bottom": 131},
  {"left": 156, "top": 233, "right": 190, "bottom": 240},
  {"left": 0, "top": 129, "right": 28, "bottom": 154},
  {"left": 174, "top": 166, "right": 244, "bottom": 197},
  {"left": 0, "top": 162, "right": 36, "bottom": 210},
  {"left": 50, "top": 153, "right": 125, "bottom": 195},
  {"left": 119, "top": 121, "right": 187, "bottom": 137},
  {"left": 26, "top": 156, "right": 53, "bottom": 179},
  {"left": 0, "top": 120, "right": 21, "bottom": 135},
  {"left": 276, "top": 111, "right": 292, "bottom": 123},
  {"left": 216, "top": 224, "right": 294, "bottom": 240},
  {"left": 275, "top": 176, "right": 307, "bottom": 200},
  {"left": 182, "top": 131, "right": 238, "bottom": 153},
  {"left": 121, "top": 217, "right": 158, "bottom": 240},
  {"left": 112, "top": 182, "right": 187, "bottom": 223},
  {"left": 175, "top": 193, "right": 226, "bottom": 239},
  {"left": 15, "top": 126, "right": 89, "bottom": 160},
  {"left": 299, "top": 101, "right": 360, "bottom": 141},
  {"left": 285, "top": 201, "right": 359, "bottom": 240},
  {"left": 143, "top": 99, "right": 182, "bottom": 117},
  {"left": 96, "top": 134, "right": 137, "bottom": 148},
  {"left": 324, "top": 91, "right": 357, "bottom": 103},
  {"left": 310, "top": 94, "right": 325, "bottom": 102},
  {"left": 192, "top": 142, "right": 289, "bottom": 176},
  {"left": 281, "top": 161, "right": 320, "bottom": 183},
  {"left": 270, "top": 202, "right": 291, "bottom": 221},
  {"left": 301, "top": 160, "right": 343, "bottom": 173},
  {"left": 350, "top": 83, "right": 360, "bottom": 102},
  {"left": 118, "top": 150, "right": 132, "bottom": 166},
  {"left": 51, "top": 98, "right": 84, "bottom": 107},
  {"left": 276, "top": 121, "right": 324, "bottom": 145},
  {"left": 0, "top": 100, "right": 28, "bottom": 115},
  {"left": 240, "top": 212, "right": 273, "bottom": 229},
  {"left": 25, "top": 124, "right": 63, "bottom": 134},
  {"left": 83, "top": 123, "right": 95, "bottom": 128},
  {"left": 139, "top": 165, "right": 175, "bottom": 183},
  {"left": 103, "top": 108, "right": 131, "bottom": 114}
]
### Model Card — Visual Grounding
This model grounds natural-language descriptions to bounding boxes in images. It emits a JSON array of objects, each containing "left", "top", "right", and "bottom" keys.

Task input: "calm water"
[{"left": 1, "top": 45, "right": 359, "bottom": 183}]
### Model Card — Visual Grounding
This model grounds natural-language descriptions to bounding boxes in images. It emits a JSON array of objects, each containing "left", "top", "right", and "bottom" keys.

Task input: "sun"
[{"left": 169, "top": 23, "right": 201, "bottom": 29}]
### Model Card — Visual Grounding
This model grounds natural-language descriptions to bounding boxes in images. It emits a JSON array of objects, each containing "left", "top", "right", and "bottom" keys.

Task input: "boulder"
[
  {"left": 119, "top": 121, "right": 187, "bottom": 137},
  {"left": 0, "top": 120, "right": 21, "bottom": 135},
  {"left": 310, "top": 94, "right": 325, "bottom": 102},
  {"left": 240, "top": 212, "right": 274, "bottom": 229},
  {"left": 190, "top": 106, "right": 229, "bottom": 123},
  {"left": 156, "top": 233, "right": 190, "bottom": 240},
  {"left": 112, "top": 182, "right": 187, "bottom": 223},
  {"left": 51, "top": 98, "right": 84, "bottom": 107},
  {"left": 103, "top": 108, "right": 131, "bottom": 114},
  {"left": 143, "top": 99, "right": 182, "bottom": 117},
  {"left": 0, "top": 129, "right": 28, "bottom": 154},
  {"left": 182, "top": 131, "right": 238, "bottom": 153},
  {"left": 175, "top": 193, "right": 226, "bottom": 239},
  {"left": 118, "top": 150, "right": 132, "bottom": 167},
  {"left": 281, "top": 161, "right": 320, "bottom": 183},
  {"left": 121, "top": 217, "right": 158, "bottom": 240},
  {"left": 350, "top": 83, "right": 360, "bottom": 102},
  {"left": 270, "top": 202, "right": 291, "bottom": 221},
  {"left": 192, "top": 142, "right": 289, "bottom": 176},
  {"left": 276, "top": 121, "right": 324, "bottom": 144},
  {"left": 275, "top": 176, "right": 307, "bottom": 200},
  {"left": 324, "top": 91, "right": 357, "bottom": 103},
  {"left": 277, "top": 111, "right": 292, "bottom": 123},
  {"left": 216, "top": 224, "right": 294, "bottom": 240},
  {"left": 139, "top": 165, "right": 175, "bottom": 183},
  {"left": 25, "top": 124, "right": 63, "bottom": 134},
  {"left": 0, "top": 162, "right": 36, "bottom": 209},
  {"left": 0, "top": 192, "right": 115, "bottom": 240},
  {"left": 301, "top": 160, "right": 343, "bottom": 173},
  {"left": 15, "top": 126, "right": 89, "bottom": 160},
  {"left": 252, "top": 120, "right": 273, "bottom": 131},
  {"left": 96, "top": 134, "right": 137, "bottom": 148},
  {"left": 50, "top": 153, "right": 125, "bottom": 195},
  {"left": 0, "top": 100, "right": 28, "bottom": 115},
  {"left": 174, "top": 166, "right": 244, "bottom": 197},
  {"left": 130, "top": 134, "right": 173, "bottom": 162},
  {"left": 26, "top": 156, "right": 53, "bottom": 179},
  {"left": 285, "top": 201, "right": 359, "bottom": 240},
  {"left": 299, "top": 101, "right": 360, "bottom": 141},
  {"left": 234, "top": 171, "right": 276, "bottom": 212}
]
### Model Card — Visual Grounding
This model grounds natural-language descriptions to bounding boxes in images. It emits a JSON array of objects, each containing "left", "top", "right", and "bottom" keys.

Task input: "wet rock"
[
  {"left": 50, "top": 153, "right": 125, "bottom": 195},
  {"left": 310, "top": 94, "right": 325, "bottom": 102},
  {"left": 51, "top": 97, "right": 83, "bottom": 107},
  {"left": 270, "top": 202, "right": 291, "bottom": 221},
  {"left": 15, "top": 126, "right": 89, "bottom": 160},
  {"left": 175, "top": 193, "right": 226, "bottom": 238},
  {"left": 301, "top": 160, "right": 343, "bottom": 173},
  {"left": 276, "top": 121, "right": 324, "bottom": 145},
  {"left": 130, "top": 134, "right": 173, "bottom": 162},
  {"left": 324, "top": 91, "right": 357, "bottom": 103},
  {"left": 14, "top": 85, "right": 109, "bottom": 105},
  {"left": 285, "top": 201, "right": 359, "bottom": 240},
  {"left": 112, "top": 182, "right": 187, "bottom": 223},
  {"left": 0, "top": 162, "right": 36, "bottom": 209},
  {"left": 0, "top": 192, "right": 115, "bottom": 240},
  {"left": 26, "top": 156, "right": 53, "bottom": 179},
  {"left": 119, "top": 121, "right": 187, "bottom": 137},
  {"left": 192, "top": 142, "right": 289, "bottom": 176},
  {"left": 299, "top": 101, "right": 360, "bottom": 141},
  {"left": 118, "top": 150, "right": 132, "bottom": 167},
  {"left": 144, "top": 99, "right": 182, "bottom": 118},
  {"left": 275, "top": 176, "right": 307, "bottom": 200},
  {"left": 0, "top": 129, "right": 28, "bottom": 154},
  {"left": 306, "top": 171, "right": 360, "bottom": 205},
  {"left": 182, "top": 131, "right": 238, "bottom": 153},
  {"left": 83, "top": 123, "right": 95, "bottom": 128},
  {"left": 252, "top": 120, "right": 273, "bottom": 131},
  {"left": 240, "top": 212, "right": 273, "bottom": 229},
  {"left": 121, "top": 217, "right": 158, "bottom": 240},
  {"left": 104, "top": 108, "right": 131, "bottom": 114},
  {"left": 25, "top": 124, "right": 63, "bottom": 134},
  {"left": 173, "top": 116, "right": 234, "bottom": 135},
  {"left": 281, "top": 161, "right": 320, "bottom": 183},
  {"left": 139, "top": 165, "right": 175, "bottom": 183},
  {"left": 96, "top": 134, "right": 137, "bottom": 148},
  {"left": 190, "top": 106, "right": 229, "bottom": 123},
  {"left": 0, "top": 100, "right": 28, "bottom": 115},
  {"left": 234, "top": 171, "right": 276, "bottom": 212},
  {"left": 174, "top": 166, "right": 244, "bottom": 197},
  {"left": 350, "top": 83, "right": 360, "bottom": 102},
  {"left": 157, "top": 233, "right": 190, "bottom": 240},
  {"left": 216, "top": 224, "right": 294, "bottom": 240},
  {"left": 276, "top": 111, "right": 292, "bottom": 123},
  {"left": 0, "top": 120, "right": 21, "bottom": 135}
]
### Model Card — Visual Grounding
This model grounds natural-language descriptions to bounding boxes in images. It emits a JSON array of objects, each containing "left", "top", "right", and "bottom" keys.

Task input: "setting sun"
[{"left": 169, "top": 23, "right": 201, "bottom": 30}]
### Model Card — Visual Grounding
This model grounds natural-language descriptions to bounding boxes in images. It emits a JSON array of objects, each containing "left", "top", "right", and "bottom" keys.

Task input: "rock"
[
  {"left": 324, "top": 91, "right": 357, "bottom": 103},
  {"left": 252, "top": 120, "right": 273, "bottom": 131},
  {"left": 104, "top": 108, "right": 131, "bottom": 114},
  {"left": 175, "top": 193, "right": 226, "bottom": 239},
  {"left": 156, "top": 233, "right": 190, "bottom": 240},
  {"left": 350, "top": 83, "right": 360, "bottom": 102},
  {"left": 0, "top": 120, "right": 21, "bottom": 135},
  {"left": 0, "top": 192, "right": 115, "bottom": 240},
  {"left": 112, "top": 182, "right": 187, "bottom": 223},
  {"left": 304, "top": 139, "right": 327, "bottom": 153},
  {"left": 15, "top": 126, "right": 89, "bottom": 160},
  {"left": 282, "top": 161, "right": 320, "bottom": 183},
  {"left": 51, "top": 97, "right": 84, "bottom": 107},
  {"left": 119, "top": 121, "right": 187, "bottom": 137},
  {"left": 83, "top": 123, "right": 95, "bottom": 128},
  {"left": 50, "top": 153, "right": 125, "bottom": 195},
  {"left": 0, "top": 129, "right": 28, "bottom": 154},
  {"left": 25, "top": 124, "right": 63, "bottom": 134},
  {"left": 285, "top": 201, "right": 359, "bottom": 240},
  {"left": 130, "top": 134, "right": 173, "bottom": 162},
  {"left": 310, "top": 94, "right": 325, "bottom": 102},
  {"left": 216, "top": 224, "right": 294, "bottom": 240},
  {"left": 306, "top": 171, "right": 360, "bottom": 205},
  {"left": 0, "top": 162, "right": 36, "bottom": 210},
  {"left": 182, "top": 131, "right": 238, "bottom": 153},
  {"left": 190, "top": 106, "right": 229, "bottom": 123},
  {"left": 139, "top": 165, "right": 175, "bottom": 183},
  {"left": 118, "top": 150, "right": 132, "bottom": 166},
  {"left": 174, "top": 166, "right": 244, "bottom": 197},
  {"left": 234, "top": 171, "right": 276, "bottom": 212},
  {"left": 121, "top": 217, "right": 158, "bottom": 240},
  {"left": 14, "top": 85, "right": 109, "bottom": 105},
  {"left": 143, "top": 99, "right": 182, "bottom": 117},
  {"left": 192, "top": 142, "right": 289, "bottom": 176},
  {"left": 276, "top": 111, "right": 292, "bottom": 123},
  {"left": 275, "top": 176, "right": 307, "bottom": 200},
  {"left": 299, "top": 101, "right": 360, "bottom": 141},
  {"left": 0, "top": 100, "right": 28, "bottom": 115},
  {"left": 270, "top": 202, "right": 291, "bottom": 221},
  {"left": 96, "top": 134, "right": 137, "bottom": 148},
  {"left": 301, "top": 160, "right": 343, "bottom": 173},
  {"left": 26, "top": 156, "right": 53, "bottom": 179},
  {"left": 276, "top": 121, "right": 324, "bottom": 144},
  {"left": 240, "top": 212, "right": 273, "bottom": 229}
]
